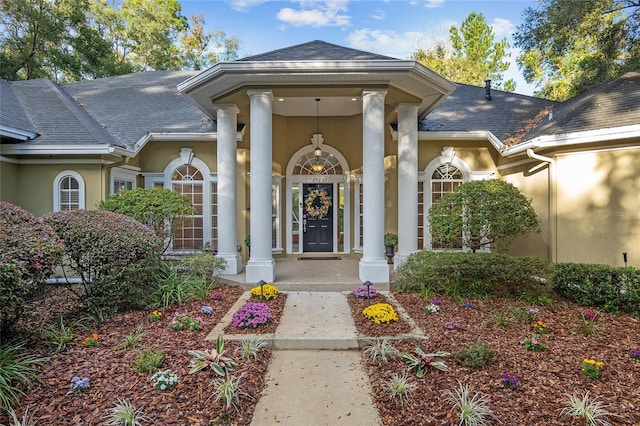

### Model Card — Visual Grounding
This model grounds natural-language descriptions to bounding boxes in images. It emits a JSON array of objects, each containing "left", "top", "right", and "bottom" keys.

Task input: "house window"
[
  {"left": 354, "top": 175, "right": 363, "bottom": 251},
  {"left": 210, "top": 181, "right": 218, "bottom": 252},
  {"left": 172, "top": 165, "right": 204, "bottom": 251},
  {"left": 272, "top": 179, "right": 281, "bottom": 251},
  {"left": 422, "top": 148, "right": 472, "bottom": 250},
  {"left": 110, "top": 168, "right": 137, "bottom": 194},
  {"left": 53, "top": 171, "right": 85, "bottom": 211}
]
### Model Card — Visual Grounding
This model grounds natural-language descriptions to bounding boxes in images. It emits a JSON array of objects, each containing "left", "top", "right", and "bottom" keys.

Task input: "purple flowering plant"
[
  {"left": 444, "top": 321, "right": 462, "bottom": 330},
  {"left": 232, "top": 302, "right": 272, "bottom": 328},
  {"left": 352, "top": 286, "right": 378, "bottom": 299},
  {"left": 630, "top": 349, "right": 640, "bottom": 360},
  {"left": 431, "top": 299, "right": 442, "bottom": 306},
  {"left": 462, "top": 301, "right": 476, "bottom": 309},
  {"left": 201, "top": 306, "right": 213, "bottom": 315},
  {"left": 501, "top": 373, "right": 520, "bottom": 390},
  {"left": 66, "top": 376, "right": 89, "bottom": 395}
]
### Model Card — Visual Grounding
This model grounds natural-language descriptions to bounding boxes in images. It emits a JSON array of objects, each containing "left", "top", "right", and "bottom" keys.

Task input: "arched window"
[
  {"left": 172, "top": 165, "right": 204, "bottom": 251},
  {"left": 421, "top": 148, "right": 471, "bottom": 250},
  {"left": 53, "top": 171, "right": 85, "bottom": 211}
]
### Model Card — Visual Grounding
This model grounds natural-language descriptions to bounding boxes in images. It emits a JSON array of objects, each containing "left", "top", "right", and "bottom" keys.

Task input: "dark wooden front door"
[{"left": 302, "top": 183, "right": 333, "bottom": 252}]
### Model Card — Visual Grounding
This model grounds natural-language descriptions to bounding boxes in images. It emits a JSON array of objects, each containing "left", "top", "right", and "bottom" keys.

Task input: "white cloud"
[
  {"left": 371, "top": 9, "right": 385, "bottom": 20},
  {"left": 228, "top": 0, "right": 268, "bottom": 12},
  {"left": 348, "top": 29, "right": 424, "bottom": 59},
  {"left": 423, "top": 0, "right": 445, "bottom": 8},
  {"left": 277, "top": 1, "right": 351, "bottom": 27},
  {"left": 491, "top": 18, "right": 516, "bottom": 38}
]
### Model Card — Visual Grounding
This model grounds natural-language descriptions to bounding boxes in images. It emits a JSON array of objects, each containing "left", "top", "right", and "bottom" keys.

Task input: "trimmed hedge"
[
  {"left": 394, "top": 251, "right": 552, "bottom": 298},
  {"left": 0, "top": 202, "right": 63, "bottom": 339},
  {"left": 552, "top": 263, "right": 640, "bottom": 314},
  {"left": 43, "top": 209, "right": 162, "bottom": 312}
]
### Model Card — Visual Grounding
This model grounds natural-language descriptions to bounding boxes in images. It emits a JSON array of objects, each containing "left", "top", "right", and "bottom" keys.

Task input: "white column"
[
  {"left": 394, "top": 104, "right": 419, "bottom": 269},
  {"left": 214, "top": 104, "right": 242, "bottom": 275},
  {"left": 245, "top": 90, "right": 276, "bottom": 283},
  {"left": 359, "top": 89, "right": 389, "bottom": 283}
]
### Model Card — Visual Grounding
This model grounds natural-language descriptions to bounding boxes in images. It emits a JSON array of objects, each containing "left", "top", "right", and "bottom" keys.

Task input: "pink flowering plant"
[
  {"left": 520, "top": 336, "right": 547, "bottom": 351},
  {"left": 581, "top": 311, "right": 596, "bottom": 321},
  {"left": 231, "top": 302, "right": 272, "bottom": 329},
  {"left": 170, "top": 312, "right": 202, "bottom": 331},
  {"left": 211, "top": 292, "right": 224, "bottom": 302},
  {"left": 444, "top": 321, "right": 462, "bottom": 330}
]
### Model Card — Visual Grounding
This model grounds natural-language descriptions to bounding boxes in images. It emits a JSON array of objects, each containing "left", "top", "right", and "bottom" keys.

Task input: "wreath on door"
[{"left": 304, "top": 187, "right": 332, "bottom": 218}]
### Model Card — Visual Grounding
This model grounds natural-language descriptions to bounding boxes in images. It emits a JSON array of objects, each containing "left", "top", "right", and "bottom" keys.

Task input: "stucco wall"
[
  {"left": 555, "top": 148, "right": 640, "bottom": 267},
  {"left": 138, "top": 141, "right": 217, "bottom": 173},
  {"left": 501, "top": 160, "right": 551, "bottom": 260},
  {"left": 0, "top": 160, "right": 18, "bottom": 204}
]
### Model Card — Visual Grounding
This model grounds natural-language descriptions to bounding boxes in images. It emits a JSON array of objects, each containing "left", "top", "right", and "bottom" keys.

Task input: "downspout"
[{"left": 526, "top": 149, "right": 557, "bottom": 263}]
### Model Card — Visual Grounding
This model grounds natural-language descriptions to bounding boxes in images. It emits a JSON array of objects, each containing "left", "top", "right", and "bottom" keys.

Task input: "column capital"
[
  {"left": 213, "top": 104, "right": 239, "bottom": 114},
  {"left": 247, "top": 89, "right": 274, "bottom": 100},
  {"left": 395, "top": 103, "right": 420, "bottom": 114},
  {"left": 362, "top": 89, "right": 387, "bottom": 99}
]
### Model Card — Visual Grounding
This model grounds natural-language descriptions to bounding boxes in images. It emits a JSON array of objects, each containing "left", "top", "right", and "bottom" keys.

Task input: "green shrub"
[
  {"left": 43, "top": 210, "right": 162, "bottom": 313},
  {"left": 134, "top": 347, "right": 164, "bottom": 373},
  {"left": 454, "top": 339, "right": 495, "bottom": 368},
  {"left": 0, "top": 202, "right": 63, "bottom": 341},
  {"left": 394, "top": 251, "right": 552, "bottom": 299},
  {"left": 552, "top": 263, "right": 640, "bottom": 314},
  {"left": 98, "top": 187, "right": 194, "bottom": 253},
  {"left": 0, "top": 342, "right": 46, "bottom": 411}
]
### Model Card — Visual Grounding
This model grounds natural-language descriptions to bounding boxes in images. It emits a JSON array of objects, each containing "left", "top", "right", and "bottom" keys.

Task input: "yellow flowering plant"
[
  {"left": 363, "top": 303, "right": 399, "bottom": 324},
  {"left": 249, "top": 283, "right": 279, "bottom": 300},
  {"left": 149, "top": 310, "right": 163, "bottom": 322},
  {"left": 581, "top": 358, "right": 604, "bottom": 380}
]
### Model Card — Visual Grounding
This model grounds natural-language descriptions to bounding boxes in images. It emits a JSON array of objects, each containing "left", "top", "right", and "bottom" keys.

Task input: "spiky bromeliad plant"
[
  {"left": 188, "top": 335, "right": 236, "bottom": 377},
  {"left": 400, "top": 344, "right": 450, "bottom": 377}
]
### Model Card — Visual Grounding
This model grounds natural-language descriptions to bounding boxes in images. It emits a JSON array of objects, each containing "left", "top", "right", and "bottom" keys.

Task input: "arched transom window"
[{"left": 293, "top": 152, "right": 343, "bottom": 175}]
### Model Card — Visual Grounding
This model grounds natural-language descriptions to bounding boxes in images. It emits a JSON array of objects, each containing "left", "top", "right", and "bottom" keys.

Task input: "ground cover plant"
[
  {"left": 353, "top": 290, "right": 640, "bottom": 425},
  {"left": 0, "top": 283, "right": 276, "bottom": 425}
]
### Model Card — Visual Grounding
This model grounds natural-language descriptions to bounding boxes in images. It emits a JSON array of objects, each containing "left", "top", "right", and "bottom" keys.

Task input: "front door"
[{"left": 302, "top": 183, "right": 333, "bottom": 252}]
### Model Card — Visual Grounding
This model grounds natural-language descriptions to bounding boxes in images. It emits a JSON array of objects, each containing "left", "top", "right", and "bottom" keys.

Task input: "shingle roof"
[
  {"left": 7, "top": 78, "right": 120, "bottom": 147},
  {"left": 64, "top": 71, "right": 215, "bottom": 148},
  {"left": 238, "top": 40, "right": 396, "bottom": 62},
  {"left": 0, "top": 79, "right": 38, "bottom": 138},
  {"left": 421, "top": 83, "right": 557, "bottom": 141},
  {"left": 520, "top": 71, "right": 640, "bottom": 141}
]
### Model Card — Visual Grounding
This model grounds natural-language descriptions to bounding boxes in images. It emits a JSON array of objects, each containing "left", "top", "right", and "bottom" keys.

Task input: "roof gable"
[{"left": 238, "top": 40, "right": 396, "bottom": 62}]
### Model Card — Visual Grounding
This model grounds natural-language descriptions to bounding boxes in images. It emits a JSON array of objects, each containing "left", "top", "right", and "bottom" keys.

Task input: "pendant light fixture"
[{"left": 314, "top": 98, "right": 322, "bottom": 157}]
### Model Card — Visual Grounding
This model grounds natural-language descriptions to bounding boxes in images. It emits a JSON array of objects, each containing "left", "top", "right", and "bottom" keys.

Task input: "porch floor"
[{"left": 218, "top": 256, "right": 392, "bottom": 291}]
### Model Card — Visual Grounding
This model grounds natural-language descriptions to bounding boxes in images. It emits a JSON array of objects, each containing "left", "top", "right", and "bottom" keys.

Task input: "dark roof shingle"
[{"left": 238, "top": 40, "right": 396, "bottom": 62}]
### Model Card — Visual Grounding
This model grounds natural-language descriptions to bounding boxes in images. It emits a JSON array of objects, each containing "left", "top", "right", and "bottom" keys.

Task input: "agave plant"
[
  {"left": 188, "top": 335, "right": 236, "bottom": 376},
  {"left": 399, "top": 344, "right": 450, "bottom": 377}
]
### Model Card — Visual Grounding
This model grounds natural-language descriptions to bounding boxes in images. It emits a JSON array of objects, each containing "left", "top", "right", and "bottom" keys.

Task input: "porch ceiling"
[{"left": 177, "top": 60, "right": 456, "bottom": 123}]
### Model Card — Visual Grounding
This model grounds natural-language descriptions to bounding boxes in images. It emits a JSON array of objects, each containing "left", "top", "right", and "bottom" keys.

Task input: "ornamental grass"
[{"left": 362, "top": 303, "right": 398, "bottom": 324}]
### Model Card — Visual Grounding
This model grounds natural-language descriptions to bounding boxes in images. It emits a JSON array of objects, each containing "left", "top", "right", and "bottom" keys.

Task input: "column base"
[
  {"left": 245, "top": 258, "right": 276, "bottom": 283},
  {"left": 218, "top": 253, "right": 243, "bottom": 275},
  {"left": 359, "top": 258, "right": 390, "bottom": 283}
]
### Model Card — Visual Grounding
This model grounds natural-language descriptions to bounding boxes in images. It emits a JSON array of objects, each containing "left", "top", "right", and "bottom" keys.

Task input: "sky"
[{"left": 180, "top": 0, "right": 540, "bottom": 95}]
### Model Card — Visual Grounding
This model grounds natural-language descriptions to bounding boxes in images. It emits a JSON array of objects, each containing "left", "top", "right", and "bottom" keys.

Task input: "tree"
[
  {"left": 0, "top": 0, "right": 239, "bottom": 81},
  {"left": 179, "top": 14, "right": 239, "bottom": 70},
  {"left": 514, "top": 0, "right": 640, "bottom": 101},
  {"left": 411, "top": 11, "right": 516, "bottom": 91},
  {"left": 98, "top": 187, "right": 195, "bottom": 252},
  {"left": 428, "top": 180, "right": 539, "bottom": 253}
]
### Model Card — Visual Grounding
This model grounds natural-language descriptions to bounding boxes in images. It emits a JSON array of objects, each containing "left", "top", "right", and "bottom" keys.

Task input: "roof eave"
[
  {"left": 0, "top": 125, "right": 39, "bottom": 141},
  {"left": 0, "top": 144, "right": 134, "bottom": 157}
]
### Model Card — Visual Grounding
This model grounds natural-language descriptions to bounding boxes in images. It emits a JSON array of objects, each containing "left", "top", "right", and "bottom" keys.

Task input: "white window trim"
[
  {"left": 110, "top": 167, "right": 138, "bottom": 194},
  {"left": 53, "top": 170, "right": 85, "bottom": 211},
  {"left": 272, "top": 176, "right": 283, "bottom": 254},
  {"left": 353, "top": 174, "right": 363, "bottom": 253}
]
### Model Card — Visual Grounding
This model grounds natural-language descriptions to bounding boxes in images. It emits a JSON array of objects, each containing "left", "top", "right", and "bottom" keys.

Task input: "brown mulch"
[
  {"left": 1, "top": 284, "right": 273, "bottom": 426},
  {"left": 363, "top": 291, "right": 640, "bottom": 426},
  {"left": 347, "top": 293, "right": 413, "bottom": 337},
  {"left": 222, "top": 294, "right": 287, "bottom": 335}
]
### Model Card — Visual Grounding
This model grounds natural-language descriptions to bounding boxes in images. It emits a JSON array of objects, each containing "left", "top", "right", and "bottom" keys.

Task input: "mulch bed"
[
  {"left": 2, "top": 284, "right": 271, "bottom": 425},
  {"left": 363, "top": 291, "right": 640, "bottom": 426},
  {"left": 347, "top": 293, "right": 413, "bottom": 337},
  {"left": 222, "top": 294, "right": 287, "bottom": 335}
]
